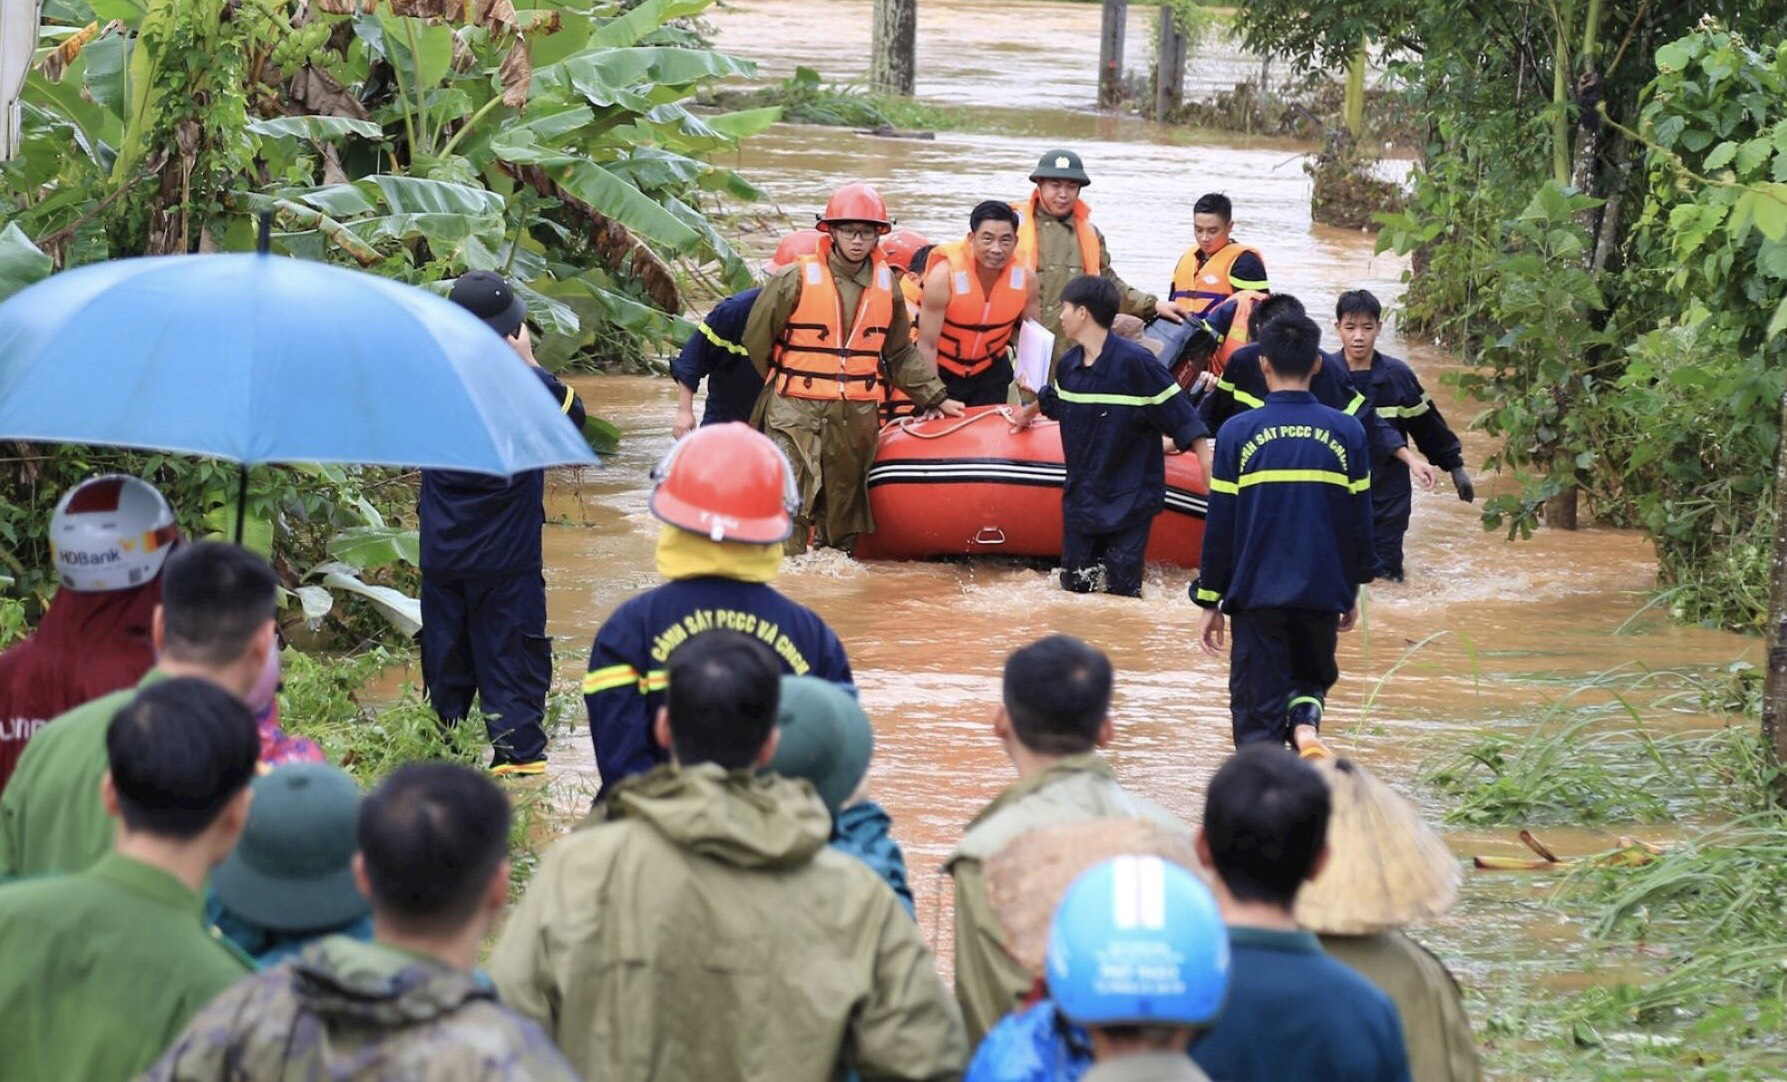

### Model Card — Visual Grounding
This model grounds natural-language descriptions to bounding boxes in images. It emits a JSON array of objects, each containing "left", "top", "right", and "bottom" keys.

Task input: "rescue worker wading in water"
[
  {"left": 1167, "top": 192, "right": 1270, "bottom": 321},
  {"left": 917, "top": 201, "right": 1041, "bottom": 406},
  {"left": 743, "top": 184, "right": 965, "bottom": 555},
  {"left": 1013, "top": 149, "right": 1186, "bottom": 364}
]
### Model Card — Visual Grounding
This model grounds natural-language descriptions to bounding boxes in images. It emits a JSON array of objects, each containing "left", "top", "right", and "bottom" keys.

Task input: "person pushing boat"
[
  {"left": 1013, "top": 149, "right": 1187, "bottom": 362},
  {"left": 916, "top": 201, "right": 1040, "bottom": 406}
]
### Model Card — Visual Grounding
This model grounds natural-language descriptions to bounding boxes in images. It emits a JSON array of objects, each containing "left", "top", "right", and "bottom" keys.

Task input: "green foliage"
[
  {"left": 1364, "top": 10, "right": 1787, "bottom": 629},
  {"left": 1460, "top": 182, "right": 1616, "bottom": 539},
  {"left": 3, "top": 0, "right": 770, "bottom": 369}
]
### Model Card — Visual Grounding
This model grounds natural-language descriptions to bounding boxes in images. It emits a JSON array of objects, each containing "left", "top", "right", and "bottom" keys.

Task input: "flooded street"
[{"left": 534, "top": 0, "right": 1751, "bottom": 1043}]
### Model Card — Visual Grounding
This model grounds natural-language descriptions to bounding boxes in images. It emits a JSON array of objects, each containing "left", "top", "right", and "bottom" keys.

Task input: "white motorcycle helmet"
[{"left": 49, "top": 474, "right": 179, "bottom": 592}]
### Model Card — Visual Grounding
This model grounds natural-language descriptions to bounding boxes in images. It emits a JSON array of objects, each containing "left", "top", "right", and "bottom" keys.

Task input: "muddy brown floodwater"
[{"left": 516, "top": 0, "right": 1753, "bottom": 1062}]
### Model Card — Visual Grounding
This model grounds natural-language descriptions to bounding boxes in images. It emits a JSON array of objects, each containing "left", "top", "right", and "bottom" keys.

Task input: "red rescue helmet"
[
  {"left": 816, "top": 183, "right": 893, "bottom": 235},
  {"left": 764, "top": 229, "right": 824, "bottom": 276},
  {"left": 882, "top": 229, "right": 931, "bottom": 272},
  {"left": 649, "top": 423, "right": 798, "bottom": 544}
]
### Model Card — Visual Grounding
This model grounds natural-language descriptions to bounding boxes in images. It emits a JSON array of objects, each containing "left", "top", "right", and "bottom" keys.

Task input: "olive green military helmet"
[{"left": 1029, "top": 148, "right": 1091, "bottom": 187}]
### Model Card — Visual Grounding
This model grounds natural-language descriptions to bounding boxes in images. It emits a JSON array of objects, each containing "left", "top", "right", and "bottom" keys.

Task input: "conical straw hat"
[
  {"left": 1294, "top": 758, "right": 1461, "bottom": 935},
  {"left": 984, "top": 817, "right": 1201, "bottom": 977}
]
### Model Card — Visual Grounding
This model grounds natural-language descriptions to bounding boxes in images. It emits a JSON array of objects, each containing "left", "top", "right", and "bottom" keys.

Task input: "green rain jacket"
[
  {"left": 145, "top": 936, "right": 580, "bottom": 1081},
  {"left": 0, "top": 670, "right": 166, "bottom": 879},
  {"left": 490, "top": 763, "right": 968, "bottom": 1082},
  {"left": 1320, "top": 930, "right": 1482, "bottom": 1082},
  {"left": 0, "top": 852, "right": 252, "bottom": 1080},
  {"left": 946, "top": 754, "right": 1188, "bottom": 1044}
]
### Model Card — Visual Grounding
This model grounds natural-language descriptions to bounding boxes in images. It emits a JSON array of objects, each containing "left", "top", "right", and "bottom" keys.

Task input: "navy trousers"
[
  {"left": 1370, "top": 459, "right": 1413, "bottom": 581},
  {"left": 420, "top": 569, "right": 552, "bottom": 764},
  {"left": 1228, "top": 607, "right": 1339, "bottom": 748},
  {"left": 1061, "top": 519, "right": 1152, "bottom": 598}
]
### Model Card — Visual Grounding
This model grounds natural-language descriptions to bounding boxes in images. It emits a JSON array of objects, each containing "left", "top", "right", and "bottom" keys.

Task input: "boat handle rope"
[{"left": 883, "top": 406, "right": 1057, "bottom": 440}]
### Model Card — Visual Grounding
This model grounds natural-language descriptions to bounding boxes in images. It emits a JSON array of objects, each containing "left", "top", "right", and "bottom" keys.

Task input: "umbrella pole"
[{"left": 234, "top": 463, "right": 249, "bottom": 544}]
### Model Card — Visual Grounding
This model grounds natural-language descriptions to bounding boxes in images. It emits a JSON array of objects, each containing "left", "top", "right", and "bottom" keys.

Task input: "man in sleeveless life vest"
[
  {"left": 581, "top": 424, "right": 853, "bottom": 797},
  {"left": 0, "top": 474, "right": 177, "bottom": 796},
  {"left": 917, "top": 201, "right": 1041, "bottom": 406},
  {"left": 742, "top": 183, "right": 965, "bottom": 554},
  {"left": 1013, "top": 149, "right": 1186, "bottom": 361},
  {"left": 1168, "top": 192, "right": 1271, "bottom": 321},
  {"left": 672, "top": 230, "right": 823, "bottom": 438}
]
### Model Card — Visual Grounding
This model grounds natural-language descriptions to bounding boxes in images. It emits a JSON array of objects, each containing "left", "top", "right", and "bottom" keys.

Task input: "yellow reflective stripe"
[
  {"left": 582, "top": 664, "right": 639, "bottom": 695},
  {"left": 1229, "top": 275, "right": 1270, "bottom": 290},
  {"left": 1214, "top": 378, "right": 1264, "bottom": 410},
  {"left": 1344, "top": 393, "right": 1365, "bottom": 416},
  {"left": 1208, "top": 477, "right": 1240, "bottom": 494},
  {"left": 1378, "top": 396, "right": 1432, "bottom": 419},
  {"left": 1235, "top": 469, "right": 1369, "bottom": 493},
  {"left": 560, "top": 385, "right": 577, "bottom": 415},
  {"left": 1288, "top": 695, "right": 1323, "bottom": 712},
  {"left": 698, "top": 320, "right": 750, "bottom": 358},
  {"left": 1053, "top": 383, "right": 1183, "bottom": 408},
  {"left": 1195, "top": 586, "right": 1223, "bottom": 604},
  {"left": 641, "top": 670, "right": 669, "bottom": 692}
]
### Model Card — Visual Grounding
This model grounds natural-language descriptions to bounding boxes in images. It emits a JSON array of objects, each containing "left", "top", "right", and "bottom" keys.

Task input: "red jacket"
[{"left": 0, "top": 582, "right": 161, "bottom": 794}]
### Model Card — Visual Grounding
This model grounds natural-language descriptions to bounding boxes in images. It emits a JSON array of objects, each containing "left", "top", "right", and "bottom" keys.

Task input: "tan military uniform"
[
  {"left": 743, "top": 251, "right": 950, "bottom": 554},
  {"left": 1321, "top": 930, "right": 1483, "bottom": 1082},
  {"left": 946, "top": 753, "right": 1188, "bottom": 1043},
  {"left": 1028, "top": 213, "right": 1157, "bottom": 361}
]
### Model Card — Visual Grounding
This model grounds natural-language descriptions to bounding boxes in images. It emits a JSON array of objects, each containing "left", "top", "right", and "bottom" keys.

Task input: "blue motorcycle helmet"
[{"left": 1046, "top": 855, "right": 1230, "bottom": 1028}]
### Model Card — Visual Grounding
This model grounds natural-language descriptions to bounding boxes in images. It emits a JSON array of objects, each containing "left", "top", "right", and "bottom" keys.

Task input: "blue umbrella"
[
  {"left": 0, "top": 246, "right": 597, "bottom": 538},
  {"left": 0, "top": 252, "right": 596, "bottom": 475}
]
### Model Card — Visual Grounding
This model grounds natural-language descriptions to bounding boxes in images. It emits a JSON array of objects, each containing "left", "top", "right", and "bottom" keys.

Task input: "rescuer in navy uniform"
[
  {"left": 1196, "top": 292, "right": 1425, "bottom": 497},
  {"left": 1332, "top": 289, "right": 1474, "bottom": 582},
  {"left": 1193, "top": 312, "right": 1374, "bottom": 757},
  {"left": 1011, "top": 275, "right": 1208, "bottom": 598},
  {"left": 582, "top": 423, "right": 852, "bottom": 797},
  {"left": 420, "top": 271, "right": 586, "bottom": 778}
]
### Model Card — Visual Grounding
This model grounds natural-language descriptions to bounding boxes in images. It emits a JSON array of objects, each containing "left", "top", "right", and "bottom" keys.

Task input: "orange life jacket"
[
  {"left": 924, "top": 239, "right": 1030, "bottom": 379},
  {"left": 899, "top": 275, "right": 922, "bottom": 341},
  {"left": 770, "top": 246, "right": 896, "bottom": 402},
  {"left": 1012, "top": 191, "right": 1100, "bottom": 276},
  {"left": 1169, "top": 241, "right": 1265, "bottom": 317},
  {"left": 1209, "top": 289, "right": 1269, "bottom": 376}
]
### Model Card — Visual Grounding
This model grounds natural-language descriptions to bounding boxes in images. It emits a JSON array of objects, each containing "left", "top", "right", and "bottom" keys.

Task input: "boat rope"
[{"left": 883, "top": 407, "right": 1057, "bottom": 440}]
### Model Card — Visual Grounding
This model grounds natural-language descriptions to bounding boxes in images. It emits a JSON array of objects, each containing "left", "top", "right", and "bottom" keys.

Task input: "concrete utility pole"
[
  {"left": 870, "top": 0, "right": 917, "bottom": 97},
  {"left": 1154, "top": 5, "right": 1185, "bottom": 121},
  {"left": 1098, "top": 0, "right": 1127, "bottom": 109},
  {"left": 1, "top": 0, "right": 41, "bottom": 160},
  {"left": 1762, "top": 388, "right": 1787, "bottom": 806}
]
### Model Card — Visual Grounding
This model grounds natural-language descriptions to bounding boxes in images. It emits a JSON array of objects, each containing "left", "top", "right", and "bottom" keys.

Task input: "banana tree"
[{"left": 2, "top": 0, "right": 778, "bottom": 364}]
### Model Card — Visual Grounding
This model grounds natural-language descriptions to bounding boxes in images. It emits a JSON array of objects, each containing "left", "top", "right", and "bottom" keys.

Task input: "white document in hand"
[{"left": 1014, "top": 319, "right": 1054, "bottom": 392}]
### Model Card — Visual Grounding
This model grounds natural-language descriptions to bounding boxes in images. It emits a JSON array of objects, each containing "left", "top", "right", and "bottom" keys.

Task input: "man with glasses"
[
  {"left": 743, "top": 183, "right": 965, "bottom": 556},
  {"left": 915, "top": 201, "right": 1041, "bottom": 406}
]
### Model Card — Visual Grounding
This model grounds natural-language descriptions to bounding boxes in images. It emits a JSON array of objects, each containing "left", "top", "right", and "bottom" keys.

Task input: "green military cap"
[
  {"left": 1029, "top": 148, "right": 1091, "bottom": 187},
  {"left": 212, "top": 763, "right": 370, "bottom": 933},
  {"left": 763, "top": 676, "right": 873, "bottom": 816}
]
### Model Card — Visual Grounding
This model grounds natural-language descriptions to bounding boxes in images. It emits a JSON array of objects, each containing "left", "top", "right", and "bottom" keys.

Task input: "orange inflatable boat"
[{"left": 855, "top": 406, "right": 1207, "bottom": 568}]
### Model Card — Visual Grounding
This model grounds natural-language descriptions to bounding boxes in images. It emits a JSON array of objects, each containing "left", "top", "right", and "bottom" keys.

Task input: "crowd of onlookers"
[{"left": 0, "top": 533, "right": 1478, "bottom": 1081}]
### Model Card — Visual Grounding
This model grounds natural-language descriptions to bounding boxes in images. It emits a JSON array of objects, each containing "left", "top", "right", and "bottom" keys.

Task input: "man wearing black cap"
[{"left": 419, "top": 271, "right": 586, "bottom": 778}]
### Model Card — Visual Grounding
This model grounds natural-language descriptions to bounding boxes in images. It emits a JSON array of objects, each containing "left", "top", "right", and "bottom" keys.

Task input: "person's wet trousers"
[
  {"left": 1370, "top": 458, "right": 1414, "bottom": 581},
  {"left": 420, "top": 569, "right": 552, "bottom": 765},
  {"left": 1228, "top": 607, "right": 1339, "bottom": 746},
  {"left": 1060, "top": 521, "right": 1151, "bottom": 598}
]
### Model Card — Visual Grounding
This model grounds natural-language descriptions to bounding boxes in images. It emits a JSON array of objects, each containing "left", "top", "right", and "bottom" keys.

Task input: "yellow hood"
[{"left": 655, "top": 525, "right": 781, "bottom": 583}]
